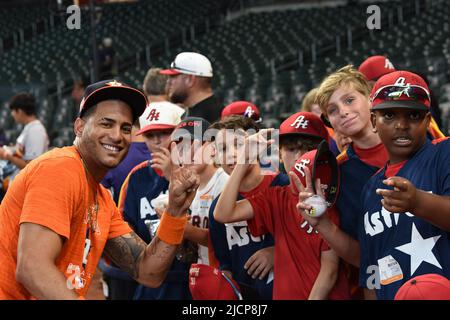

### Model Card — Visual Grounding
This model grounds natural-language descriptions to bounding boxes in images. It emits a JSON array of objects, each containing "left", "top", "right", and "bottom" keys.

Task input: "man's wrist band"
[{"left": 156, "top": 211, "right": 188, "bottom": 245}]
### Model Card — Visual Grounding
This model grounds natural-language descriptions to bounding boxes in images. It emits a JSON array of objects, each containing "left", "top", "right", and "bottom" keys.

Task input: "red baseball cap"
[
  {"left": 279, "top": 112, "right": 329, "bottom": 142},
  {"left": 394, "top": 274, "right": 450, "bottom": 300},
  {"left": 291, "top": 140, "right": 339, "bottom": 206},
  {"left": 358, "top": 55, "right": 396, "bottom": 81},
  {"left": 221, "top": 101, "right": 262, "bottom": 122},
  {"left": 370, "top": 71, "right": 431, "bottom": 111},
  {"left": 189, "top": 264, "right": 242, "bottom": 300}
]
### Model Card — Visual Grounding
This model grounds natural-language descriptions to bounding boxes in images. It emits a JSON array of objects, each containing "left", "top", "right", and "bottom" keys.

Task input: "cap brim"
[
  {"left": 171, "top": 133, "right": 202, "bottom": 143},
  {"left": 221, "top": 113, "right": 262, "bottom": 123},
  {"left": 372, "top": 100, "right": 428, "bottom": 111},
  {"left": 80, "top": 86, "right": 147, "bottom": 121},
  {"left": 137, "top": 124, "right": 176, "bottom": 135},
  {"left": 320, "top": 113, "right": 333, "bottom": 128},
  {"left": 312, "top": 140, "right": 339, "bottom": 206},
  {"left": 160, "top": 69, "right": 182, "bottom": 76},
  {"left": 278, "top": 132, "right": 327, "bottom": 141}
]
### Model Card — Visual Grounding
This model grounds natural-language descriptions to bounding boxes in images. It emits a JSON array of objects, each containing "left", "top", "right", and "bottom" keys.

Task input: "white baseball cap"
[
  {"left": 137, "top": 101, "right": 185, "bottom": 135},
  {"left": 160, "top": 52, "right": 213, "bottom": 77}
]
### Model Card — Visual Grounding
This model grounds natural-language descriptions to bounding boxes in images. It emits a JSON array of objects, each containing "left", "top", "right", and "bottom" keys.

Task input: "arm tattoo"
[
  {"left": 104, "top": 232, "right": 146, "bottom": 279},
  {"left": 148, "top": 237, "right": 175, "bottom": 261}
]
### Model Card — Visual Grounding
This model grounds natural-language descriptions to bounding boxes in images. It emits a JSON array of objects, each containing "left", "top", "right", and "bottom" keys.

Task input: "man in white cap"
[
  {"left": 116, "top": 101, "right": 192, "bottom": 300},
  {"left": 161, "top": 52, "right": 222, "bottom": 123}
]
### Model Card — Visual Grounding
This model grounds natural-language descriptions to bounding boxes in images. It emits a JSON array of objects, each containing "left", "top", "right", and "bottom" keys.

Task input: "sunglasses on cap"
[
  {"left": 170, "top": 60, "right": 198, "bottom": 75},
  {"left": 371, "top": 84, "right": 430, "bottom": 103}
]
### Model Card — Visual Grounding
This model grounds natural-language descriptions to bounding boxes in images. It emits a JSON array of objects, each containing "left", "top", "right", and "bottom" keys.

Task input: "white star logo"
[
  {"left": 395, "top": 223, "right": 442, "bottom": 276},
  {"left": 267, "top": 270, "right": 274, "bottom": 284},
  {"left": 106, "top": 80, "right": 122, "bottom": 87}
]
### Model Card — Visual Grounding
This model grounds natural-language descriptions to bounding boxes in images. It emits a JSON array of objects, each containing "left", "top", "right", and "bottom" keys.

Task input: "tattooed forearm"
[
  {"left": 146, "top": 237, "right": 176, "bottom": 261},
  {"left": 104, "top": 232, "right": 146, "bottom": 279},
  {"left": 105, "top": 233, "right": 181, "bottom": 287},
  {"left": 149, "top": 237, "right": 159, "bottom": 255}
]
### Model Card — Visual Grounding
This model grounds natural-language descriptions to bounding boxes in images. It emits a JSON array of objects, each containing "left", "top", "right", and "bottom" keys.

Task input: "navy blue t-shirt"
[
  {"left": 359, "top": 139, "right": 450, "bottom": 300},
  {"left": 208, "top": 173, "right": 289, "bottom": 300},
  {"left": 336, "top": 144, "right": 385, "bottom": 240}
]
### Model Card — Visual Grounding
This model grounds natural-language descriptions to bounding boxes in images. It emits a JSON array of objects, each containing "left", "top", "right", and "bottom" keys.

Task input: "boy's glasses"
[{"left": 371, "top": 84, "right": 430, "bottom": 103}]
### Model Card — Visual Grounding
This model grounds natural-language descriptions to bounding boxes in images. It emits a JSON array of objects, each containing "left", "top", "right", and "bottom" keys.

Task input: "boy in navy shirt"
[
  {"left": 117, "top": 102, "right": 191, "bottom": 300},
  {"left": 297, "top": 70, "right": 450, "bottom": 300},
  {"left": 207, "top": 115, "right": 285, "bottom": 299}
]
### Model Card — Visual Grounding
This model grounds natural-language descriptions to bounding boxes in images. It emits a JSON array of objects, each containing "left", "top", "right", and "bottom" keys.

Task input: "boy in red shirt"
[{"left": 214, "top": 128, "right": 350, "bottom": 300}]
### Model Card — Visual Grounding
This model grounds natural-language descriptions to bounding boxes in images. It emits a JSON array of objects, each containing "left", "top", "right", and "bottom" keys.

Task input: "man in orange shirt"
[{"left": 0, "top": 80, "right": 198, "bottom": 300}]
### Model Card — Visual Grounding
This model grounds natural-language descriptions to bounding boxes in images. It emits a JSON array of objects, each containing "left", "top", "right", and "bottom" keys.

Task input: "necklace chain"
[{"left": 81, "top": 157, "right": 99, "bottom": 233}]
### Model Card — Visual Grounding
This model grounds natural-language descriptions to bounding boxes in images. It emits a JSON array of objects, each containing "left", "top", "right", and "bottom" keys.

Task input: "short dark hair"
[
  {"left": 279, "top": 134, "right": 323, "bottom": 152},
  {"left": 9, "top": 92, "right": 37, "bottom": 116},
  {"left": 80, "top": 103, "right": 97, "bottom": 120},
  {"left": 143, "top": 68, "right": 168, "bottom": 96},
  {"left": 210, "top": 115, "right": 259, "bottom": 132}
]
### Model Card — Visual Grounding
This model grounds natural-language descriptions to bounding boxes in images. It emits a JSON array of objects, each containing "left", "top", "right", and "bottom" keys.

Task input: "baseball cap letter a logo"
[
  {"left": 294, "top": 159, "right": 310, "bottom": 177},
  {"left": 244, "top": 106, "right": 254, "bottom": 118},
  {"left": 146, "top": 108, "right": 160, "bottom": 121},
  {"left": 385, "top": 58, "right": 395, "bottom": 70},
  {"left": 291, "top": 115, "right": 309, "bottom": 129},
  {"left": 394, "top": 77, "right": 407, "bottom": 86}
]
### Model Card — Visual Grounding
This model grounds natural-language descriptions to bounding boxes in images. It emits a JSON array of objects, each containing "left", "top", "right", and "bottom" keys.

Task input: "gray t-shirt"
[{"left": 16, "top": 119, "right": 49, "bottom": 160}]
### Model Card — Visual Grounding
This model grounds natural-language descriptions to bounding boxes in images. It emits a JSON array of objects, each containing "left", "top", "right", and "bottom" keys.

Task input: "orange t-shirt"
[{"left": 0, "top": 146, "right": 132, "bottom": 299}]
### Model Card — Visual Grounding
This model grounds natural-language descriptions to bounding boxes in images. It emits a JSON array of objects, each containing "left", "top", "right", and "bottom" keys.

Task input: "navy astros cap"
[
  {"left": 79, "top": 79, "right": 147, "bottom": 122},
  {"left": 171, "top": 117, "right": 212, "bottom": 143}
]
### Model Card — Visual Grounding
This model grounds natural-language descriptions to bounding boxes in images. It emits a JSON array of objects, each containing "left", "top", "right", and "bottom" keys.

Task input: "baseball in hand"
[{"left": 304, "top": 195, "right": 327, "bottom": 218}]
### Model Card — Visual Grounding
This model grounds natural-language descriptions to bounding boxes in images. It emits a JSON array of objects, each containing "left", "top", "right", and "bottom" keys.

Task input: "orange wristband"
[{"left": 156, "top": 211, "right": 188, "bottom": 245}]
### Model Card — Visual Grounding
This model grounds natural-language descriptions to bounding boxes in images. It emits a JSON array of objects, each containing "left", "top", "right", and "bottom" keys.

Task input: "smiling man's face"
[{"left": 79, "top": 100, "right": 133, "bottom": 172}]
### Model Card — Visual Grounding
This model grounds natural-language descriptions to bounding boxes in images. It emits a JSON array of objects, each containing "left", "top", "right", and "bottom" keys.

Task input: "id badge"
[{"left": 377, "top": 255, "right": 404, "bottom": 285}]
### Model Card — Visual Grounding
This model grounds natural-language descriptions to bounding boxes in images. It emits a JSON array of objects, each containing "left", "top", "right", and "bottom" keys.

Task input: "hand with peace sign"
[
  {"left": 289, "top": 166, "right": 328, "bottom": 228},
  {"left": 167, "top": 141, "right": 200, "bottom": 217},
  {"left": 290, "top": 166, "right": 363, "bottom": 267}
]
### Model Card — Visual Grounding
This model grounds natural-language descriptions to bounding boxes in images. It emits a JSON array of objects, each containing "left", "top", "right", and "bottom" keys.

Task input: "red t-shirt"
[
  {"left": 247, "top": 186, "right": 350, "bottom": 300},
  {"left": 240, "top": 173, "right": 278, "bottom": 198},
  {"left": 385, "top": 160, "right": 407, "bottom": 178},
  {"left": 353, "top": 142, "right": 388, "bottom": 168}
]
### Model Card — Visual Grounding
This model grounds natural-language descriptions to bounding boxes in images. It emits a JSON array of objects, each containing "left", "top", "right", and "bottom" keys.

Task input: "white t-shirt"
[
  {"left": 190, "top": 168, "right": 229, "bottom": 265},
  {"left": 16, "top": 119, "right": 49, "bottom": 160}
]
